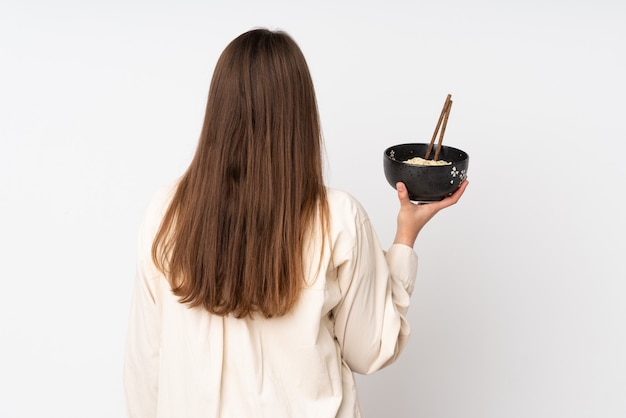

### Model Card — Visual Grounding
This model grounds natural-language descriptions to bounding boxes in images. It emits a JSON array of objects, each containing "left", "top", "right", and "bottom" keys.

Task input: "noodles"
[{"left": 403, "top": 157, "right": 451, "bottom": 166}]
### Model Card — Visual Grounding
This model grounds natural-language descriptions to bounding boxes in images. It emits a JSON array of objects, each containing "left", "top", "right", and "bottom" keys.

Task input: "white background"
[{"left": 1, "top": 0, "right": 625, "bottom": 417}]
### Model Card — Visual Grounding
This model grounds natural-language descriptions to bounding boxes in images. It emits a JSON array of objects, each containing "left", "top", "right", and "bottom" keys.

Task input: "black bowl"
[{"left": 383, "top": 143, "right": 469, "bottom": 202}]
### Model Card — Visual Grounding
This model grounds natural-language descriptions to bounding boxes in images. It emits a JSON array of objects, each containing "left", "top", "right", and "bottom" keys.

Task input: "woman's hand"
[{"left": 393, "top": 180, "right": 469, "bottom": 247}]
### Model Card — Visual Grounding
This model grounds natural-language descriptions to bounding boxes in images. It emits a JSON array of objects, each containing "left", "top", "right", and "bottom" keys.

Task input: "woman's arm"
[
  {"left": 123, "top": 194, "right": 167, "bottom": 418},
  {"left": 331, "top": 180, "right": 468, "bottom": 374}
]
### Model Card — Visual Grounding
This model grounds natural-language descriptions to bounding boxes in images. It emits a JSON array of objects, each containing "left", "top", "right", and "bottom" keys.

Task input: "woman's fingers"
[
  {"left": 396, "top": 180, "right": 469, "bottom": 210},
  {"left": 431, "top": 180, "right": 469, "bottom": 210},
  {"left": 395, "top": 182, "right": 413, "bottom": 208}
]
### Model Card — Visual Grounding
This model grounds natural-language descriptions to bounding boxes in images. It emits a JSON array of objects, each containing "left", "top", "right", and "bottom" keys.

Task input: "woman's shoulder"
[
  {"left": 149, "top": 180, "right": 177, "bottom": 210},
  {"left": 325, "top": 187, "right": 370, "bottom": 226},
  {"left": 325, "top": 187, "right": 364, "bottom": 209},
  {"left": 140, "top": 180, "right": 179, "bottom": 233}
]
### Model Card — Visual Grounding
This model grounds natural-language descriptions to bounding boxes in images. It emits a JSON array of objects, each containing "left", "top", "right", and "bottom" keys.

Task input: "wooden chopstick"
[
  {"left": 434, "top": 99, "right": 452, "bottom": 161},
  {"left": 425, "top": 94, "right": 452, "bottom": 159}
]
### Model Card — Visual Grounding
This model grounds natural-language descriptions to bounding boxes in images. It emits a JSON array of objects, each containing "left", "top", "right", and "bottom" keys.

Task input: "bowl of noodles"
[{"left": 383, "top": 143, "right": 469, "bottom": 202}]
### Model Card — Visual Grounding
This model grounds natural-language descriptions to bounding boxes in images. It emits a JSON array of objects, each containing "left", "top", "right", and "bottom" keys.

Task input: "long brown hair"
[{"left": 152, "top": 29, "right": 329, "bottom": 318}]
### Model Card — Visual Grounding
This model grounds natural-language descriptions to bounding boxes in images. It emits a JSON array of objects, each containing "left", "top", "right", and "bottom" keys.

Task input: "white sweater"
[{"left": 124, "top": 184, "right": 418, "bottom": 418}]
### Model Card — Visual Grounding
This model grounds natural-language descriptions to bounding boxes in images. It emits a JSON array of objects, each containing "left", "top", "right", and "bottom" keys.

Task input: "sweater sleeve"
[
  {"left": 123, "top": 189, "right": 170, "bottom": 418},
  {"left": 331, "top": 216, "right": 418, "bottom": 375}
]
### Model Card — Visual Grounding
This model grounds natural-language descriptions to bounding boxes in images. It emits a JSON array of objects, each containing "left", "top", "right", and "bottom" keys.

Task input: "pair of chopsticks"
[{"left": 424, "top": 94, "right": 453, "bottom": 161}]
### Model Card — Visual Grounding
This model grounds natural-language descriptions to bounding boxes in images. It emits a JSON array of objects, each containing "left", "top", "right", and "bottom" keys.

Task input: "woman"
[{"left": 124, "top": 28, "right": 467, "bottom": 418}]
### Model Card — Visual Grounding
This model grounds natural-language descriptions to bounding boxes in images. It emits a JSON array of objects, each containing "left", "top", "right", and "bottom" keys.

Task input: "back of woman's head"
[{"left": 153, "top": 29, "right": 329, "bottom": 318}]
